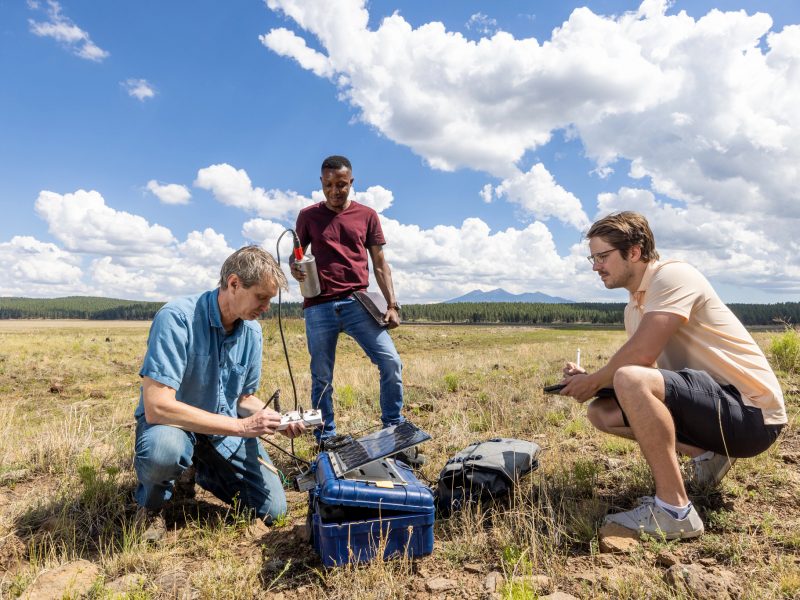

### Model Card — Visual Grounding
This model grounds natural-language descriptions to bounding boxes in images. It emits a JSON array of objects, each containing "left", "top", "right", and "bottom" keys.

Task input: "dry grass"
[{"left": 0, "top": 320, "right": 798, "bottom": 599}]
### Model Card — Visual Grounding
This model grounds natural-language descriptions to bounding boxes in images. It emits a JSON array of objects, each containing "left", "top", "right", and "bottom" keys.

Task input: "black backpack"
[{"left": 434, "top": 438, "right": 541, "bottom": 516}]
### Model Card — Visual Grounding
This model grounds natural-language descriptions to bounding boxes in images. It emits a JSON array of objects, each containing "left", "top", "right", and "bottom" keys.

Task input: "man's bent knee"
[
  {"left": 135, "top": 425, "right": 192, "bottom": 483},
  {"left": 613, "top": 366, "right": 663, "bottom": 404}
]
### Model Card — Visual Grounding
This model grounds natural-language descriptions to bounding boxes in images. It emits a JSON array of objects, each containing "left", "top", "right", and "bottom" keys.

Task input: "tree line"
[{"left": 2, "top": 296, "right": 799, "bottom": 326}]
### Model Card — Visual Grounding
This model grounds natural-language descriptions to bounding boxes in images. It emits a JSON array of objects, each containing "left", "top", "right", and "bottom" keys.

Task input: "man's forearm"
[
  {"left": 373, "top": 263, "right": 396, "bottom": 305},
  {"left": 145, "top": 398, "right": 246, "bottom": 436}
]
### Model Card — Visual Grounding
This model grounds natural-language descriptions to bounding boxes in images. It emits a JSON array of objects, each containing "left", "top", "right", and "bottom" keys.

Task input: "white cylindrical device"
[{"left": 297, "top": 253, "right": 321, "bottom": 298}]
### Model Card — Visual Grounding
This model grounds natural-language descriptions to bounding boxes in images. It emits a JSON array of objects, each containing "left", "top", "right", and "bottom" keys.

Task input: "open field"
[{"left": 0, "top": 320, "right": 798, "bottom": 599}]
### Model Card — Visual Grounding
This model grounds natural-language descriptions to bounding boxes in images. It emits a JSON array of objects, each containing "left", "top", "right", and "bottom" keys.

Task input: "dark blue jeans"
[
  {"left": 304, "top": 296, "right": 404, "bottom": 441},
  {"left": 133, "top": 420, "right": 286, "bottom": 521}
]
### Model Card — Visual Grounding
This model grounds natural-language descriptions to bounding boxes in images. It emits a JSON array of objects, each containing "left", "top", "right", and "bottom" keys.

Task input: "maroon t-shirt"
[{"left": 295, "top": 201, "right": 386, "bottom": 308}]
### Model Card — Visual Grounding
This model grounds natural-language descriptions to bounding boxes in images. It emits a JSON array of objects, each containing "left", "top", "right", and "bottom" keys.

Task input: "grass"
[{"left": 0, "top": 320, "right": 797, "bottom": 598}]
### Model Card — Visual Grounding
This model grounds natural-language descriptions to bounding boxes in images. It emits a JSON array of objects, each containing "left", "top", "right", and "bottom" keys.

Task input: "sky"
[{"left": 1, "top": 0, "right": 799, "bottom": 304}]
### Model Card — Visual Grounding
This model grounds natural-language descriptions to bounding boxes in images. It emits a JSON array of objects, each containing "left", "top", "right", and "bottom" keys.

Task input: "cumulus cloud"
[
  {"left": 490, "top": 163, "right": 590, "bottom": 229},
  {"left": 0, "top": 236, "right": 84, "bottom": 296},
  {"left": 261, "top": 0, "right": 800, "bottom": 235},
  {"left": 146, "top": 180, "right": 191, "bottom": 205},
  {"left": 34, "top": 189, "right": 176, "bottom": 254},
  {"left": 376, "top": 215, "right": 599, "bottom": 302},
  {"left": 122, "top": 79, "right": 156, "bottom": 101},
  {"left": 28, "top": 0, "right": 109, "bottom": 62},
  {"left": 195, "top": 163, "right": 313, "bottom": 220},
  {"left": 595, "top": 187, "right": 800, "bottom": 294}
]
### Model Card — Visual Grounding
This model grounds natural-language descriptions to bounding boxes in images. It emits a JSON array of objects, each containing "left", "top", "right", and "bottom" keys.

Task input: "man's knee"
[
  {"left": 613, "top": 365, "right": 663, "bottom": 401},
  {"left": 135, "top": 425, "right": 192, "bottom": 483}
]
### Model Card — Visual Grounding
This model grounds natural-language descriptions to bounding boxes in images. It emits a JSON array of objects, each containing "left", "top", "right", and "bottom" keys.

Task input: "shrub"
[{"left": 770, "top": 328, "right": 800, "bottom": 373}]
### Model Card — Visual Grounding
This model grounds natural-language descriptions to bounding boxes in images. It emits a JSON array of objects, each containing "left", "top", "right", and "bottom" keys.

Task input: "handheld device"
[
  {"left": 543, "top": 383, "right": 617, "bottom": 399},
  {"left": 277, "top": 408, "right": 323, "bottom": 431}
]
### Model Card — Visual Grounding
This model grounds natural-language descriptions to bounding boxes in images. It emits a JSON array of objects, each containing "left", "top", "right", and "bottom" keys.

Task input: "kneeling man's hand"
[
  {"left": 240, "top": 407, "right": 283, "bottom": 437},
  {"left": 560, "top": 372, "right": 598, "bottom": 404}
]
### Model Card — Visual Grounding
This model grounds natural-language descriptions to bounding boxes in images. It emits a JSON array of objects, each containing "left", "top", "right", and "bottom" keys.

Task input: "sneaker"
[
  {"left": 603, "top": 502, "right": 704, "bottom": 540},
  {"left": 392, "top": 446, "right": 426, "bottom": 467},
  {"left": 134, "top": 507, "right": 166, "bottom": 543},
  {"left": 689, "top": 453, "right": 737, "bottom": 491}
]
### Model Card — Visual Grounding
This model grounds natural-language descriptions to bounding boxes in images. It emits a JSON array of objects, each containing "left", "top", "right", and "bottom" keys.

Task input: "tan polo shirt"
[{"left": 625, "top": 260, "right": 787, "bottom": 425}]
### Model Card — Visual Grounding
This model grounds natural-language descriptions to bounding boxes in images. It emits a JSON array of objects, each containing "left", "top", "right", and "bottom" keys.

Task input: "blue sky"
[{"left": 1, "top": 0, "right": 799, "bottom": 303}]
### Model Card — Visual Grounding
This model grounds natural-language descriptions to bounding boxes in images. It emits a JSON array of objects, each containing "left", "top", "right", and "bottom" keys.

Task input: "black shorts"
[{"left": 615, "top": 368, "right": 783, "bottom": 458}]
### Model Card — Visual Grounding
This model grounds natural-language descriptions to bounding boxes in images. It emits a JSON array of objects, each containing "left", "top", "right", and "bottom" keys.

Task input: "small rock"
[
  {"left": 246, "top": 518, "right": 270, "bottom": 539},
  {"left": 698, "top": 557, "right": 716, "bottom": 566},
  {"left": 0, "top": 469, "right": 30, "bottom": 486},
  {"left": 541, "top": 593, "right": 580, "bottom": 600},
  {"left": 154, "top": 570, "right": 194, "bottom": 599},
  {"left": 598, "top": 522, "right": 640, "bottom": 553},
  {"left": 520, "top": 574, "right": 552, "bottom": 592},
  {"left": 426, "top": 577, "right": 457, "bottom": 592},
  {"left": 22, "top": 559, "right": 100, "bottom": 600},
  {"left": 89, "top": 390, "right": 107, "bottom": 399},
  {"left": 656, "top": 549, "right": 681, "bottom": 567},
  {"left": 49, "top": 382, "right": 64, "bottom": 394},
  {"left": 463, "top": 562, "right": 484, "bottom": 573},
  {"left": 604, "top": 457, "right": 623, "bottom": 469},
  {"left": 484, "top": 571, "right": 503, "bottom": 592},
  {"left": 664, "top": 564, "right": 742, "bottom": 600},
  {"left": 105, "top": 573, "right": 147, "bottom": 594}
]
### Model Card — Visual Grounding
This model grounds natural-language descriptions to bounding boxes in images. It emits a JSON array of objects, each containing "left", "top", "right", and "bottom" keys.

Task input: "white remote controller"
[{"left": 277, "top": 409, "right": 323, "bottom": 431}]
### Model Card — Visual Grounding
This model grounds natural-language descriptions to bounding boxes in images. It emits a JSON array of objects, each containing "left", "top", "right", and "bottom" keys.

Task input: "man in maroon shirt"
[{"left": 291, "top": 156, "right": 415, "bottom": 460}]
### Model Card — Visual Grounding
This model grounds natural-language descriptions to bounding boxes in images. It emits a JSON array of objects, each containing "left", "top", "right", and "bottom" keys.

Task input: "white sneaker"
[
  {"left": 603, "top": 502, "right": 704, "bottom": 540},
  {"left": 689, "top": 453, "right": 737, "bottom": 490}
]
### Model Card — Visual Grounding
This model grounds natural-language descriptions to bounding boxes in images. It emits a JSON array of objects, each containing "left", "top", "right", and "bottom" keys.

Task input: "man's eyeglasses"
[{"left": 586, "top": 249, "right": 616, "bottom": 265}]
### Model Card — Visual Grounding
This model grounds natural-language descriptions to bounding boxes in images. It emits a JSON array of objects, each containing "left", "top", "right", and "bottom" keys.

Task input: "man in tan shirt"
[{"left": 559, "top": 212, "right": 786, "bottom": 539}]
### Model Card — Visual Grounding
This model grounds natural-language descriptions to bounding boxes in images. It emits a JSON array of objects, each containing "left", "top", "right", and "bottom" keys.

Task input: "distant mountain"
[{"left": 443, "top": 288, "right": 574, "bottom": 304}]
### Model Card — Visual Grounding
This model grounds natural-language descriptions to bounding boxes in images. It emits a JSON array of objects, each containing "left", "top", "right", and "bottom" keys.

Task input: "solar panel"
[{"left": 330, "top": 421, "right": 431, "bottom": 475}]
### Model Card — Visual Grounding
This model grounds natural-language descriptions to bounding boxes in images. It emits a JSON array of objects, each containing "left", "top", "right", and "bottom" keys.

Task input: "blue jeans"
[
  {"left": 304, "top": 297, "right": 404, "bottom": 441},
  {"left": 133, "top": 420, "right": 287, "bottom": 522}
]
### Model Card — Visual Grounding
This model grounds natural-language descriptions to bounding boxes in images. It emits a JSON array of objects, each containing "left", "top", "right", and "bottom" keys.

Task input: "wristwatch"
[{"left": 388, "top": 302, "right": 401, "bottom": 312}]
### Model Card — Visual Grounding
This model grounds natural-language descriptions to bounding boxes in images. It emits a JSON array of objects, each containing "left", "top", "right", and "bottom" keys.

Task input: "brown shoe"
[{"left": 135, "top": 507, "right": 166, "bottom": 543}]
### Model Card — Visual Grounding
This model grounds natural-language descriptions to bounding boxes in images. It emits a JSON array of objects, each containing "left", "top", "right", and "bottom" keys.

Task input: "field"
[{"left": 0, "top": 319, "right": 798, "bottom": 599}]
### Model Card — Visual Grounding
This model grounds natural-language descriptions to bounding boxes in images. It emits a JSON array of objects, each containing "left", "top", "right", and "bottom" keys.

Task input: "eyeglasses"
[{"left": 586, "top": 249, "right": 616, "bottom": 265}]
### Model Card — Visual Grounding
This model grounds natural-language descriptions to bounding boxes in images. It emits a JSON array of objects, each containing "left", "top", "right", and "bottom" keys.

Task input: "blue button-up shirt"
[{"left": 136, "top": 289, "right": 263, "bottom": 458}]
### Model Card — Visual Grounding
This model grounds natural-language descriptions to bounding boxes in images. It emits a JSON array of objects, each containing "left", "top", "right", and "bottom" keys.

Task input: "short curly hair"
[
  {"left": 219, "top": 245, "right": 288, "bottom": 290},
  {"left": 586, "top": 211, "right": 659, "bottom": 262}
]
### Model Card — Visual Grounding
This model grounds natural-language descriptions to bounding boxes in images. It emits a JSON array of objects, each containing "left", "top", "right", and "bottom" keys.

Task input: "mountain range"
[{"left": 443, "top": 288, "right": 574, "bottom": 304}]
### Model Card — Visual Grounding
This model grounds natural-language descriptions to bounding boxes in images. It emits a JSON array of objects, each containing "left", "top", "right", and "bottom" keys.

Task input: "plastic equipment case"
[{"left": 307, "top": 451, "right": 434, "bottom": 567}]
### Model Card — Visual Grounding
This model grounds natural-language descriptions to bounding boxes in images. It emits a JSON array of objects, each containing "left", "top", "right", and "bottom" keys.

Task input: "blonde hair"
[{"left": 219, "top": 245, "right": 288, "bottom": 290}]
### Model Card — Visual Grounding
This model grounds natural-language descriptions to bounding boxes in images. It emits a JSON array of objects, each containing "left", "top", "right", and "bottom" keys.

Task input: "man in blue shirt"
[{"left": 134, "top": 245, "right": 304, "bottom": 540}]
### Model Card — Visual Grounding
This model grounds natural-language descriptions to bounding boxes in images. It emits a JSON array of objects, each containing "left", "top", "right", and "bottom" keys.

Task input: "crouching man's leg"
[
  {"left": 134, "top": 421, "right": 195, "bottom": 510},
  {"left": 133, "top": 421, "right": 195, "bottom": 542},
  {"left": 193, "top": 436, "right": 286, "bottom": 524},
  {"left": 600, "top": 365, "right": 704, "bottom": 539}
]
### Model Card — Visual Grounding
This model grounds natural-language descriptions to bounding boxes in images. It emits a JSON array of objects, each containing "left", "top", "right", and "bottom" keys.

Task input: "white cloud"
[
  {"left": 122, "top": 79, "right": 157, "bottom": 101},
  {"left": 491, "top": 163, "right": 590, "bottom": 229},
  {"left": 34, "top": 189, "right": 175, "bottom": 254},
  {"left": 261, "top": 0, "right": 800, "bottom": 235},
  {"left": 466, "top": 13, "right": 498, "bottom": 37},
  {"left": 595, "top": 187, "right": 800, "bottom": 294},
  {"left": 28, "top": 0, "right": 109, "bottom": 62},
  {"left": 195, "top": 163, "right": 313, "bottom": 220},
  {"left": 146, "top": 180, "right": 191, "bottom": 205},
  {"left": 0, "top": 236, "right": 85, "bottom": 296}
]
